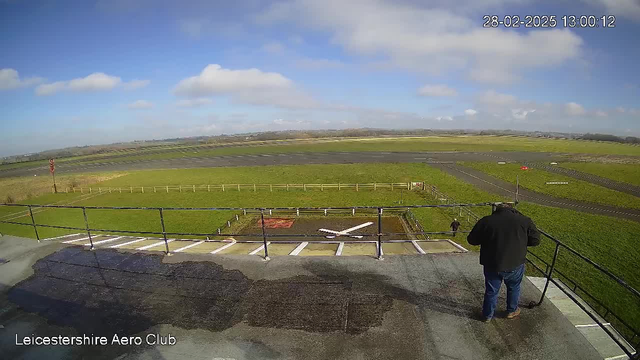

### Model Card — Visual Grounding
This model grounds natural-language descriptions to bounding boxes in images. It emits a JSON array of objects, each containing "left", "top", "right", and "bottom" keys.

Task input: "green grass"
[
  {"left": 4, "top": 135, "right": 640, "bottom": 172},
  {"left": 560, "top": 162, "right": 640, "bottom": 186},
  {"left": 462, "top": 162, "right": 640, "bottom": 210},
  {"left": 1, "top": 162, "right": 638, "bottom": 338}
]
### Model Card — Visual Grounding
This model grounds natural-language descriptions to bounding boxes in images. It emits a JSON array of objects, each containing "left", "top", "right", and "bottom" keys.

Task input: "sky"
[{"left": 1, "top": 0, "right": 639, "bottom": 156}]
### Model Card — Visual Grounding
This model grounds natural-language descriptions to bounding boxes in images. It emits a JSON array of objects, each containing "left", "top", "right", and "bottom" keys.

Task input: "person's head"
[{"left": 454, "top": 218, "right": 457, "bottom": 221}]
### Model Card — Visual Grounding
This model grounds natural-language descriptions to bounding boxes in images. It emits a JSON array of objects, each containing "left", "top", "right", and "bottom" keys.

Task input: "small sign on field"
[{"left": 546, "top": 181, "right": 569, "bottom": 185}]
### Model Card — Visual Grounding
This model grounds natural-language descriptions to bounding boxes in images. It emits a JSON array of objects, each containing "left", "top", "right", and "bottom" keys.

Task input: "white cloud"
[
  {"left": 594, "top": 110, "right": 608, "bottom": 117},
  {"left": 127, "top": 100, "right": 154, "bottom": 109},
  {"left": 582, "top": 0, "right": 640, "bottom": 21},
  {"left": 435, "top": 116, "right": 453, "bottom": 121},
  {"left": 418, "top": 84, "right": 457, "bottom": 97},
  {"left": 616, "top": 107, "right": 626, "bottom": 113},
  {"left": 35, "top": 81, "right": 67, "bottom": 96},
  {"left": 123, "top": 79, "right": 150, "bottom": 90},
  {"left": 176, "top": 98, "right": 213, "bottom": 108},
  {"left": 477, "top": 90, "right": 518, "bottom": 107},
  {"left": 565, "top": 102, "right": 586, "bottom": 116},
  {"left": 68, "top": 73, "right": 121, "bottom": 92},
  {"left": 257, "top": 0, "right": 583, "bottom": 84},
  {"left": 0, "top": 68, "right": 44, "bottom": 90},
  {"left": 36, "top": 72, "right": 122, "bottom": 96},
  {"left": 464, "top": 109, "right": 478, "bottom": 116},
  {"left": 173, "top": 64, "right": 318, "bottom": 109}
]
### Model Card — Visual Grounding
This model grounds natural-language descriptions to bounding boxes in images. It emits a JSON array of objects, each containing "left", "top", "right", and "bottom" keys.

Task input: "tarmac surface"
[
  {"left": 431, "top": 163, "right": 640, "bottom": 222},
  {"left": 0, "top": 235, "right": 603, "bottom": 360}
]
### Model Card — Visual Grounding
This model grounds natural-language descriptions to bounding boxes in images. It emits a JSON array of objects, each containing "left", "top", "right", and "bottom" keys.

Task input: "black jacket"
[{"left": 467, "top": 207, "right": 540, "bottom": 272}]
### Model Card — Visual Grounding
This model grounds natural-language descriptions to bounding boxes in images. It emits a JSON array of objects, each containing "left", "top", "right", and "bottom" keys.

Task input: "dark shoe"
[
  {"left": 482, "top": 317, "right": 492, "bottom": 322},
  {"left": 506, "top": 308, "right": 521, "bottom": 319}
]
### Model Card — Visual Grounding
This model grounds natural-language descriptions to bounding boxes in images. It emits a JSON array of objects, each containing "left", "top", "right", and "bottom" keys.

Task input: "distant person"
[
  {"left": 467, "top": 203, "right": 540, "bottom": 322},
  {"left": 450, "top": 218, "right": 461, "bottom": 237}
]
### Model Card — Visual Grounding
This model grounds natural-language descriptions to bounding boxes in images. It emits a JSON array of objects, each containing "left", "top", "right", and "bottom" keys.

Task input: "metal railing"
[{"left": 0, "top": 200, "right": 638, "bottom": 357}]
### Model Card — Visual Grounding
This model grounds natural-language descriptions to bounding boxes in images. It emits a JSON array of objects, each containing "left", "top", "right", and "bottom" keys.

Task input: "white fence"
[{"left": 64, "top": 182, "right": 426, "bottom": 194}]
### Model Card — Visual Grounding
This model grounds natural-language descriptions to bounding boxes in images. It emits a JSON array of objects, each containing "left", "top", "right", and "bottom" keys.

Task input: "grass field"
[
  {"left": 1, "top": 162, "right": 638, "bottom": 338},
  {"left": 560, "top": 162, "right": 640, "bottom": 186},
  {"left": 462, "top": 162, "right": 640, "bottom": 209},
  {"left": 3, "top": 135, "right": 640, "bottom": 172}
]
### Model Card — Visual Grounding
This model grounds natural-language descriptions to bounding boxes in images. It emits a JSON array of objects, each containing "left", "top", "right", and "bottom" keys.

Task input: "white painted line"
[
  {"left": 289, "top": 242, "right": 308, "bottom": 256},
  {"left": 336, "top": 242, "right": 344, "bottom": 256},
  {"left": 249, "top": 242, "right": 270, "bottom": 255},
  {"left": 110, "top": 238, "right": 147, "bottom": 248},
  {"left": 62, "top": 236, "right": 92, "bottom": 244},
  {"left": 412, "top": 240, "right": 426, "bottom": 255},
  {"left": 44, "top": 233, "right": 82, "bottom": 241},
  {"left": 173, "top": 240, "right": 205, "bottom": 253},
  {"left": 210, "top": 241, "right": 236, "bottom": 254},
  {"left": 575, "top": 323, "right": 611, "bottom": 328},
  {"left": 137, "top": 239, "right": 175, "bottom": 250},
  {"left": 414, "top": 157, "right": 427, "bottom": 160},
  {"left": 84, "top": 236, "right": 124, "bottom": 246},
  {"left": 445, "top": 239, "right": 469, "bottom": 252}
]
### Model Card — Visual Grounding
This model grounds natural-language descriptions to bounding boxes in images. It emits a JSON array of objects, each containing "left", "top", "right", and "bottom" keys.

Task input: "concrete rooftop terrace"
[{"left": 0, "top": 236, "right": 602, "bottom": 360}]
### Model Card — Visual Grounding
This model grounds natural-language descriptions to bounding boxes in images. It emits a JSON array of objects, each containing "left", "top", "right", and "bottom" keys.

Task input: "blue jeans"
[{"left": 482, "top": 264, "right": 525, "bottom": 319}]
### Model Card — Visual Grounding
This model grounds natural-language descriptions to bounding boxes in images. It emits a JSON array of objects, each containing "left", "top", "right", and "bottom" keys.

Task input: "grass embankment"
[
  {"left": 560, "top": 162, "right": 640, "bottom": 187},
  {"left": 0, "top": 172, "right": 126, "bottom": 204},
  {"left": 1, "top": 162, "right": 638, "bottom": 337},
  {"left": 462, "top": 162, "right": 640, "bottom": 210}
]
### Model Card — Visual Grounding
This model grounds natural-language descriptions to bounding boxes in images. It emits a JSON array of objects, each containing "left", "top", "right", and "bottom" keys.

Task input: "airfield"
[{"left": 1, "top": 136, "right": 639, "bottom": 359}]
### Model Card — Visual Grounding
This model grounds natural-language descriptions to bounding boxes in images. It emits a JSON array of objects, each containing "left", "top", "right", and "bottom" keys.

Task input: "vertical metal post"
[
  {"left": 159, "top": 208, "right": 170, "bottom": 255},
  {"left": 28, "top": 205, "right": 40, "bottom": 242},
  {"left": 377, "top": 207, "right": 383, "bottom": 260},
  {"left": 537, "top": 242, "right": 560, "bottom": 306},
  {"left": 82, "top": 207, "right": 94, "bottom": 249},
  {"left": 261, "top": 209, "right": 270, "bottom": 260},
  {"left": 516, "top": 175, "right": 520, "bottom": 203}
]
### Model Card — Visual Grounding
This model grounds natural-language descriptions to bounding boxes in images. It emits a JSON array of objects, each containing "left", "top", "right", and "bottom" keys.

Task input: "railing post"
[
  {"left": 261, "top": 209, "right": 270, "bottom": 261},
  {"left": 537, "top": 242, "right": 560, "bottom": 306},
  {"left": 28, "top": 205, "right": 40, "bottom": 242},
  {"left": 82, "top": 207, "right": 94, "bottom": 250},
  {"left": 159, "top": 208, "right": 170, "bottom": 255},
  {"left": 377, "top": 207, "right": 383, "bottom": 260}
]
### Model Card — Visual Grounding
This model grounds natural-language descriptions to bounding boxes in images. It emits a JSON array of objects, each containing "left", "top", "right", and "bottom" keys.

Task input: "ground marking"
[
  {"left": 174, "top": 240, "right": 205, "bottom": 253},
  {"left": 62, "top": 236, "right": 93, "bottom": 244},
  {"left": 44, "top": 233, "right": 82, "bottom": 241},
  {"left": 137, "top": 239, "right": 175, "bottom": 250},
  {"left": 211, "top": 240, "right": 236, "bottom": 254},
  {"left": 411, "top": 240, "right": 426, "bottom": 254},
  {"left": 445, "top": 239, "right": 469, "bottom": 252},
  {"left": 249, "top": 242, "right": 270, "bottom": 255},
  {"left": 84, "top": 236, "right": 124, "bottom": 246},
  {"left": 336, "top": 242, "right": 345, "bottom": 256},
  {"left": 289, "top": 242, "right": 308, "bottom": 256},
  {"left": 575, "top": 323, "right": 611, "bottom": 328}
]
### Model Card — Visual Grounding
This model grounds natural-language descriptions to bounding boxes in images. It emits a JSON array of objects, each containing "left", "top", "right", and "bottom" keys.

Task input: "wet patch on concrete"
[{"left": 8, "top": 247, "right": 409, "bottom": 340}]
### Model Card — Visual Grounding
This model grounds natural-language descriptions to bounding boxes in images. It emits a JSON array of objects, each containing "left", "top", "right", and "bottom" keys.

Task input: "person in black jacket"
[
  {"left": 467, "top": 203, "right": 540, "bottom": 322},
  {"left": 450, "top": 218, "right": 461, "bottom": 237}
]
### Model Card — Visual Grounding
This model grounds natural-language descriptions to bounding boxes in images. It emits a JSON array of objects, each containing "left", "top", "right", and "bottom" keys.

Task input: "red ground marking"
[{"left": 260, "top": 218, "right": 296, "bottom": 229}]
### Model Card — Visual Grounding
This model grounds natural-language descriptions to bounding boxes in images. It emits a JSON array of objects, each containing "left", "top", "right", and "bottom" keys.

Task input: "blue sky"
[{"left": 1, "top": 0, "right": 639, "bottom": 156}]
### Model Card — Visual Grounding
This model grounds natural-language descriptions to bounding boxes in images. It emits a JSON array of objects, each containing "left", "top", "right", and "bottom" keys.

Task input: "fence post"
[
  {"left": 391, "top": 183, "right": 394, "bottom": 191},
  {"left": 324, "top": 209, "right": 327, "bottom": 216},
  {"left": 227, "top": 221, "right": 231, "bottom": 227},
  {"left": 166, "top": 186, "right": 169, "bottom": 193},
  {"left": 352, "top": 208, "right": 355, "bottom": 216},
  {"left": 180, "top": 186, "right": 182, "bottom": 193},
  {"left": 296, "top": 209, "right": 299, "bottom": 216},
  {"left": 222, "top": 184, "right": 225, "bottom": 192},
  {"left": 130, "top": 187, "right": 132, "bottom": 193},
  {"left": 339, "top": 183, "right": 341, "bottom": 190},
  {"left": 119, "top": 187, "right": 122, "bottom": 193},
  {"left": 82, "top": 207, "right": 94, "bottom": 250},
  {"left": 158, "top": 208, "right": 170, "bottom": 255},
  {"left": 193, "top": 185, "right": 196, "bottom": 192},
  {"left": 374, "top": 183, "right": 377, "bottom": 191},
  {"left": 377, "top": 207, "right": 383, "bottom": 260},
  {"left": 536, "top": 242, "right": 561, "bottom": 306},
  {"left": 109, "top": 187, "right": 111, "bottom": 193},
  {"left": 28, "top": 205, "right": 40, "bottom": 242},
  {"left": 154, "top": 187, "right": 156, "bottom": 193},
  {"left": 142, "top": 187, "right": 144, "bottom": 193},
  {"left": 260, "top": 209, "right": 270, "bottom": 261},
  {"left": 356, "top": 183, "right": 359, "bottom": 192},
  {"left": 238, "top": 184, "right": 240, "bottom": 192},
  {"left": 236, "top": 214, "right": 239, "bottom": 221},
  {"left": 321, "top": 184, "right": 324, "bottom": 191},
  {"left": 254, "top": 184, "right": 256, "bottom": 192},
  {"left": 270, "top": 184, "right": 273, "bottom": 192},
  {"left": 287, "top": 184, "right": 289, "bottom": 191},
  {"left": 208, "top": 185, "right": 210, "bottom": 192},
  {"left": 90, "top": 187, "right": 92, "bottom": 193},
  {"left": 304, "top": 184, "right": 306, "bottom": 191}
]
